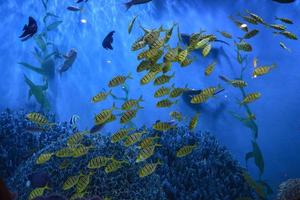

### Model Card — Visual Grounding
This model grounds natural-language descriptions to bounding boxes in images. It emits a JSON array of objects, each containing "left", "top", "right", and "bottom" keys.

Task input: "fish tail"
[
  {"left": 127, "top": 72, "right": 133, "bottom": 79},
  {"left": 124, "top": 1, "right": 133, "bottom": 10},
  {"left": 138, "top": 95, "right": 144, "bottom": 102},
  {"left": 219, "top": 75, "right": 230, "bottom": 83}
]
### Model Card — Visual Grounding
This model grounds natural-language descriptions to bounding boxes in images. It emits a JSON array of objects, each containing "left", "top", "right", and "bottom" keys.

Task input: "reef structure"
[
  {"left": 0, "top": 109, "right": 72, "bottom": 179},
  {"left": 3, "top": 109, "right": 254, "bottom": 200},
  {"left": 277, "top": 178, "right": 300, "bottom": 200}
]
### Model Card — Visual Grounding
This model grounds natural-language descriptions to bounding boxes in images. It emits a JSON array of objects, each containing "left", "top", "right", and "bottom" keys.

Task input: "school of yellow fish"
[{"left": 24, "top": 10, "right": 297, "bottom": 199}]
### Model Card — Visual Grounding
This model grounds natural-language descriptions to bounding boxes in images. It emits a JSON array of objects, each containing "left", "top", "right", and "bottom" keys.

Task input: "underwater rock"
[
  {"left": 7, "top": 123, "right": 253, "bottom": 200},
  {"left": 277, "top": 178, "right": 300, "bottom": 200},
  {"left": 0, "top": 109, "right": 73, "bottom": 179},
  {"left": 28, "top": 171, "right": 50, "bottom": 188}
]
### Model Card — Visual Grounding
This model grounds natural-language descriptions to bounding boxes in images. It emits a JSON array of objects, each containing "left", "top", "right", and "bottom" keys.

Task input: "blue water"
[{"left": 1, "top": 0, "right": 300, "bottom": 198}]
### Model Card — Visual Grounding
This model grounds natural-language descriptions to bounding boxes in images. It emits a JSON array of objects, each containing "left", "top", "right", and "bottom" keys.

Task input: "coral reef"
[
  {"left": 277, "top": 178, "right": 300, "bottom": 200},
  {"left": 0, "top": 109, "right": 72, "bottom": 179},
  {"left": 4, "top": 119, "right": 254, "bottom": 200}
]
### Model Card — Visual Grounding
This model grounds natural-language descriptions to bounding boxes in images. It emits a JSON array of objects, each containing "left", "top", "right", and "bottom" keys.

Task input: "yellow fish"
[
  {"left": 252, "top": 64, "right": 276, "bottom": 78},
  {"left": 217, "top": 30, "right": 232, "bottom": 39},
  {"left": 87, "top": 156, "right": 112, "bottom": 169},
  {"left": 177, "top": 49, "right": 189, "bottom": 62},
  {"left": 72, "top": 144, "right": 93, "bottom": 158},
  {"left": 154, "top": 72, "right": 175, "bottom": 85},
  {"left": 190, "top": 93, "right": 210, "bottom": 104},
  {"left": 138, "top": 160, "right": 162, "bottom": 178},
  {"left": 128, "top": 15, "right": 138, "bottom": 34},
  {"left": 153, "top": 121, "right": 174, "bottom": 131},
  {"left": 169, "top": 84, "right": 188, "bottom": 98},
  {"left": 156, "top": 99, "right": 178, "bottom": 108},
  {"left": 92, "top": 89, "right": 112, "bottom": 103},
  {"left": 154, "top": 86, "right": 171, "bottom": 98},
  {"left": 241, "top": 92, "right": 261, "bottom": 105},
  {"left": 136, "top": 60, "right": 151, "bottom": 73},
  {"left": 176, "top": 144, "right": 197, "bottom": 157},
  {"left": 29, "top": 185, "right": 51, "bottom": 200},
  {"left": 36, "top": 152, "right": 54, "bottom": 165},
  {"left": 63, "top": 173, "right": 81, "bottom": 190},
  {"left": 138, "top": 135, "right": 160, "bottom": 149},
  {"left": 204, "top": 61, "right": 216, "bottom": 76},
  {"left": 111, "top": 128, "right": 134, "bottom": 143},
  {"left": 26, "top": 113, "right": 54, "bottom": 126},
  {"left": 108, "top": 73, "right": 132, "bottom": 87},
  {"left": 124, "top": 129, "right": 147, "bottom": 147},
  {"left": 67, "top": 131, "right": 88, "bottom": 147},
  {"left": 94, "top": 103, "right": 116, "bottom": 125},
  {"left": 140, "top": 71, "right": 157, "bottom": 85},
  {"left": 121, "top": 96, "right": 144, "bottom": 110},
  {"left": 169, "top": 111, "right": 183, "bottom": 121},
  {"left": 131, "top": 39, "right": 146, "bottom": 51},
  {"left": 56, "top": 147, "right": 74, "bottom": 158},
  {"left": 202, "top": 44, "right": 212, "bottom": 57},
  {"left": 76, "top": 171, "right": 94, "bottom": 193},
  {"left": 104, "top": 158, "right": 128, "bottom": 173},
  {"left": 136, "top": 144, "right": 161, "bottom": 163},
  {"left": 189, "top": 112, "right": 200, "bottom": 131},
  {"left": 120, "top": 108, "right": 142, "bottom": 124}
]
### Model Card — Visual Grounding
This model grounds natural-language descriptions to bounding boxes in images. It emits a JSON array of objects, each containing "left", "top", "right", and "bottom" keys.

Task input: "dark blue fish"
[
  {"left": 124, "top": 0, "right": 152, "bottom": 10},
  {"left": 19, "top": 16, "right": 37, "bottom": 41},
  {"left": 90, "top": 124, "right": 105, "bottom": 134},
  {"left": 76, "top": 0, "right": 88, "bottom": 3},
  {"left": 273, "top": 0, "right": 295, "bottom": 3},
  {"left": 67, "top": 6, "right": 82, "bottom": 11},
  {"left": 102, "top": 31, "right": 115, "bottom": 50}
]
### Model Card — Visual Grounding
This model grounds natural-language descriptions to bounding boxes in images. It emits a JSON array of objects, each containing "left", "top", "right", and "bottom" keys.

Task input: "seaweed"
[{"left": 19, "top": 0, "right": 63, "bottom": 110}]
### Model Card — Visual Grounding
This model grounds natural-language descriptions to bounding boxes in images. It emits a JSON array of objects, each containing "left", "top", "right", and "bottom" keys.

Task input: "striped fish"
[
  {"left": 124, "top": 130, "right": 147, "bottom": 147},
  {"left": 36, "top": 152, "right": 54, "bottom": 164},
  {"left": 29, "top": 185, "right": 51, "bottom": 200},
  {"left": 111, "top": 128, "right": 133, "bottom": 143},
  {"left": 87, "top": 156, "right": 112, "bottom": 169},
  {"left": 136, "top": 144, "right": 161, "bottom": 163},
  {"left": 104, "top": 158, "right": 128, "bottom": 173},
  {"left": 138, "top": 160, "right": 162, "bottom": 178},
  {"left": 138, "top": 135, "right": 160, "bottom": 149},
  {"left": 63, "top": 174, "right": 81, "bottom": 190},
  {"left": 176, "top": 144, "right": 197, "bottom": 157},
  {"left": 153, "top": 72, "right": 175, "bottom": 85},
  {"left": 154, "top": 86, "right": 171, "bottom": 98},
  {"left": 108, "top": 73, "right": 132, "bottom": 87},
  {"left": 26, "top": 113, "right": 53, "bottom": 126},
  {"left": 76, "top": 172, "right": 94, "bottom": 193},
  {"left": 189, "top": 112, "right": 200, "bottom": 130}
]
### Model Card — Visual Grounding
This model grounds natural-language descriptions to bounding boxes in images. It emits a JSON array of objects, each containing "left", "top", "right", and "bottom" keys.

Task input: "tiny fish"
[
  {"left": 128, "top": 15, "right": 138, "bottom": 34},
  {"left": 243, "top": 29, "right": 259, "bottom": 39},
  {"left": 275, "top": 16, "right": 293, "bottom": 24},
  {"left": 108, "top": 73, "right": 133, "bottom": 87},
  {"left": 111, "top": 128, "right": 134, "bottom": 143},
  {"left": 156, "top": 99, "right": 178, "bottom": 108},
  {"left": 92, "top": 89, "right": 112, "bottom": 103},
  {"left": 63, "top": 174, "right": 81, "bottom": 190},
  {"left": 36, "top": 152, "right": 54, "bottom": 165},
  {"left": 136, "top": 60, "right": 151, "bottom": 72},
  {"left": 72, "top": 145, "right": 93, "bottom": 158},
  {"left": 124, "top": 130, "right": 147, "bottom": 147},
  {"left": 202, "top": 44, "right": 212, "bottom": 57},
  {"left": 138, "top": 160, "right": 162, "bottom": 177},
  {"left": 246, "top": 10, "right": 265, "bottom": 24},
  {"left": 95, "top": 103, "right": 116, "bottom": 125},
  {"left": 169, "top": 85, "right": 188, "bottom": 98},
  {"left": 252, "top": 64, "right": 276, "bottom": 78},
  {"left": 104, "top": 158, "right": 128, "bottom": 173},
  {"left": 170, "top": 111, "right": 183, "bottom": 121},
  {"left": 138, "top": 135, "right": 160, "bottom": 149},
  {"left": 56, "top": 147, "right": 74, "bottom": 158},
  {"left": 140, "top": 71, "right": 157, "bottom": 85},
  {"left": 136, "top": 144, "right": 161, "bottom": 162},
  {"left": 177, "top": 49, "right": 189, "bottom": 62},
  {"left": 189, "top": 112, "right": 200, "bottom": 131},
  {"left": 153, "top": 121, "right": 174, "bottom": 131},
  {"left": 121, "top": 95, "right": 144, "bottom": 110},
  {"left": 87, "top": 156, "right": 112, "bottom": 169},
  {"left": 241, "top": 92, "right": 261, "bottom": 105},
  {"left": 279, "top": 42, "right": 291, "bottom": 52},
  {"left": 275, "top": 31, "right": 298, "bottom": 40},
  {"left": 235, "top": 41, "right": 253, "bottom": 52},
  {"left": 204, "top": 61, "right": 217, "bottom": 76},
  {"left": 176, "top": 144, "right": 197, "bottom": 157},
  {"left": 217, "top": 30, "right": 232, "bottom": 39},
  {"left": 154, "top": 86, "right": 171, "bottom": 98},
  {"left": 26, "top": 113, "right": 53, "bottom": 126},
  {"left": 154, "top": 72, "right": 175, "bottom": 85},
  {"left": 67, "top": 6, "right": 82, "bottom": 12},
  {"left": 29, "top": 185, "right": 51, "bottom": 200},
  {"left": 269, "top": 24, "right": 286, "bottom": 31},
  {"left": 76, "top": 172, "right": 94, "bottom": 193}
]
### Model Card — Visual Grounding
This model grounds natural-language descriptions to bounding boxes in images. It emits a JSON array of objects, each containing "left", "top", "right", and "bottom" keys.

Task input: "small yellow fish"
[
  {"left": 150, "top": 38, "right": 165, "bottom": 49},
  {"left": 235, "top": 41, "right": 252, "bottom": 52},
  {"left": 136, "top": 60, "right": 151, "bottom": 73},
  {"left": 252, "top": 64, "right": 276, "bottom": 78},
  {"left": 128, "top": 15, "right": 138, "bottom": 34},
  {"left": 204, "top": 61, "right": 217, "bottom": 76},
  {"left": 138, "top": 160, "right": 162, "bottom": 178},
  {"left": 230, "top": 80, "right": 248, "bottom": 88},
  {"left": 275, "top": 16, "right": 293, "bottom": 24},
  {"left": 241, "top": 15, "right": 258, "bottom": 25},
  {"left": 104, "top": 158, "right": 128, "bottom": 173},
  {"left": 92, "top": 89, "right": 112, "bottom": 103},
  {"left": 243, "top": 29, "right": 259, "bottom": 39},
  {"left": 111, "top": 128, "right": 133, "bottom": 143},
  {"left": 29, "top": 185, "right": 51, "bottom": 200},
  {"left": 169, "top": 111, "right": 183, "bottom": 121},
  {"left": 136, "top": 144, "right": 161, "bottom": 163},
  {"left": 140, "top": 71, "right": 157, "bottom": 85},
  {"left": 154, "top": 86, "right": 171, "bottom": 98},
  {"left": 121, "top": 96, "right": 143, "bottom": 110},
  {"left": 36, "top": 152, "right": 54, "bottom": 165},
  {"left": 246, "top": 10, "right": 265, "bottom": 24},
  {"left": 189, "top": 112, "right": 200, "bottom": 131},
  {"left": 162, "top": 60, "right": 172, "bottom": 73},
  {"left": 190, "top": 93, "right": 210, "bottom": 104},
  {"left": 120, "top": 108, "right": 142, "bottom": 124},
  {"left": 177, "top": 49, "right": 188, "bottom": 62},
  {"left": 108, "top": 73, "right": 132, "bottom": 87},
  {"left": 87, "top": 156, "right": 112, "bottom": 169},
  {"left": 269, "top": 24, "right": 286, "bottom": 31},
  {"left": 275, "top": 31, "right": 298, "bottom": 40},
  {"left": 202, "top": 44, "right": 212, "bottom": 57},
  {"left": 56, "top": 147, "right": 74, "bottom": 158},
  {"left": 63, "top": 174, "right": 81, "bottom": 190},
  {"left": 76, "top": 172, "right": 94, "bottom": 193},
  {"left": 154, "top": 72, "right": 175, "bottom": 85},
  {"left": 169, "top": 85, "right": 188, "bottom": 98},
  {"left": 176, "top": 144, "right": 197, "bottom": 157},
  {"left": 156, "top": 99, "right": 178, "bottom": 108},
  {"left": 193, "top": 38, "right": 210, "bottom": 50},
  {"left": 152, "top": 121, "right": 174, "bottom": 131},
  {"left": 217, "top": 30, "right": 232, "bottom": 39},
  {"left": 180, "top": 57, "right": 193, "bottom": 67},
  {"left": 241, "top": 92, "right": 261, "bottom": 105},
  {"left": 26, "top": 113, "right": 53, "bottom": 126},
  {"left": 164, "top": 46, "right": 179, "bottom": 62},
  {"left": 138, "top": 135, "right": 160, "bottom": 149},
  {"left": 72, "top": 144, "right": 93, "bottom": 158},
  {"left": 94, "top": 103, "right": 116, "bottom": 125},
  {"left": 149, "top": 49, "right": 164, "bottom": 63},
  {"left": 124, "top": 130, "right": 147, "bottom": 147},
  {"left": 131, "top": 39, "right": 146, "bottom": 51},
  {"left": 67, "top": 131, "right": 88, "bottom": 147}
]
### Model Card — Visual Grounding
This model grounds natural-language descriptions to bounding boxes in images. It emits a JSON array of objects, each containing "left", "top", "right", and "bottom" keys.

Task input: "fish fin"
[
  {"left": 124, "top": 1, "right": 133, "bottom": 10},
  {"left": 23, "top": 24, "right": 28, "bottom": 31},
  {"left": 138, "top": 95, "right": 144, "bottom": 102},
  {"left": 28, "top": 16, "right": 36, "bottom": 26},
  {"left": 28, "top": 89, "right": 33, "bottom": 99}
]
